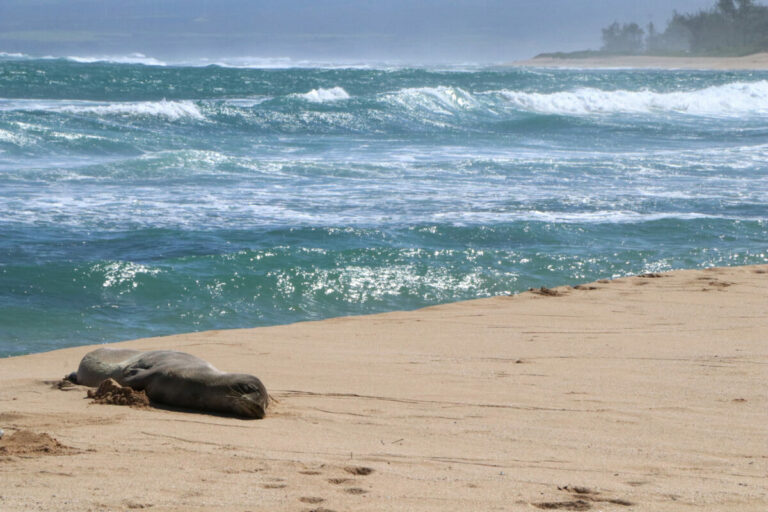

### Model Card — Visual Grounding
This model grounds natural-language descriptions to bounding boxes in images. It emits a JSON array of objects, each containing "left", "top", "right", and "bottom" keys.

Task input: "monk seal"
[{"left": 67, "top": 348, "right": 268, "bottom": 419}]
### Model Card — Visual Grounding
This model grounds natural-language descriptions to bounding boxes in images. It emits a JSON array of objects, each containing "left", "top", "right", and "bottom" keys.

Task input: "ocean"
[{"left": 1, "top": 54, "right": 766, "bottom": 356}]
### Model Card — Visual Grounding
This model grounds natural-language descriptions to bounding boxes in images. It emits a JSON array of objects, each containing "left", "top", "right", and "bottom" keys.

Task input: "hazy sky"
[{"left": 0, "top": 0, "right": 720, "bottom": 63}]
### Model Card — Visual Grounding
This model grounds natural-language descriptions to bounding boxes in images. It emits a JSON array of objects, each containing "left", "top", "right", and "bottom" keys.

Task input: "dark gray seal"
[{"left": 68, "top": 348, "right": 268, "bottom": 419}]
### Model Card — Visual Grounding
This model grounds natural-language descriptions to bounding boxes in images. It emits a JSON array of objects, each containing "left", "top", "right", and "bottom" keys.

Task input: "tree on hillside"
[
  {"left": 599, "top": 0, "right": 768, "bottom": 55},
  {"left": 673, "top": 0, "right": 768, "bottom": 53},
  {"left": 645, "top": 22, "right": 663, "bottom": 52},
  {"left": 659, "top": 13, "right": 693, "bottom": 52},
  {"left": 601, "top": 22, "right": 645, "bottom": 53},
  {"left": 717, "top": 0, "right": 737, "bottom": 17}
]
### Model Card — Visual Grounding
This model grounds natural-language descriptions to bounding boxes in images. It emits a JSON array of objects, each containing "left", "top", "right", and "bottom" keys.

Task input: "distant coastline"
[
  {"left": 517, "top": 0, "right": 768, "bottom": 71},
  {"left": 510, "top": 51, "right": 768, "bottom": 70}
]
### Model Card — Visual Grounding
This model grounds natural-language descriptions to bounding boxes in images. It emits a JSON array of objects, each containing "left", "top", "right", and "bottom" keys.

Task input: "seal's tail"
[{"left": 64, "top": 372, "right": 78, "bottom": 384}]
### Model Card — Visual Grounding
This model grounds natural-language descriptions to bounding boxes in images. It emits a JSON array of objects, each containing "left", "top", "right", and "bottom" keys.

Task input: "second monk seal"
[{"left": 68, "top": 348, "right": 268, "bottom": 419}]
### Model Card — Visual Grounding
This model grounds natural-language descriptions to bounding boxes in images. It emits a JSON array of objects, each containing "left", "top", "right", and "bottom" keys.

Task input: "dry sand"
[
  {"left": 1, "top": 264, "right": 766, "bottom": 511},
  {"left": 511, "top": 52, "right": 768, "bottom": 70}
]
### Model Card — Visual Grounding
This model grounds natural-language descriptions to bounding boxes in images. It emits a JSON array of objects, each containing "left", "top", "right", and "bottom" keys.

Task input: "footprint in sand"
[
  {"left": 299, "top": 497, "right": 325, "bottom": 504},
  {"left": 261, "top": 483, "right": 287, "bottom": 489},
  {"left": 344, "top": 465, "right": 374, "bottom": 476},
  {"left": 534, "top": 486, "right": 634, "bottom": 510},
  {"left": 322, "top": 466, "right": 374, "bottom": 496},
  {"left": 124, "top": 500, "right": 153, "bottom": 509},
  {"left": 261, "top": 478, "right": 287, "bottom": 490},
  {"left": 533, "top": 500, "right": 592, "bottom": 510}
]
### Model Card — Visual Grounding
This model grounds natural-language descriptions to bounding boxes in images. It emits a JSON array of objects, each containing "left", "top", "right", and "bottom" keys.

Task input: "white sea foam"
[
  {"left": 65, "top": 53, "right": 166, "bottom": 66},
  {"left": 297, "top": 87, "right": 350, "bottom": 103},
  {"left": 61, "top": 100, "right": 203, "bottom": 120},
  {"left": 49, "top": 131, "right": 108, "bottom": 142},
  {"left": 0, "top": 128, "right": 31, "bottom": 146},
  {"left": 223, "top": 97, "right": 272, "bottom": 107},
  {"left": 0, "top": 51, "right": 404, "bottom": 69},
  {"left": 0, "top": 99, "right": 67, "bottom": 112},
  {"left": 0, "top": 99, "right": 202, "bottom": 120},
  {"left": 179, "top": 56, "right": 382, "bottom": 69},
  {"left": 496, "top": 80, "right": 768, "bottom": 117},
  {"left": 196, "top": 56, "right": 295, "bottom": 68},
  {"left": 0, "top": 98, "right": 203, "bottom": 120},
  {"left": 505, "top": 210, "right": 717, "bottom": 224},
  {"left": 4, "top": 178, "right": 759, "bottom": 230}
]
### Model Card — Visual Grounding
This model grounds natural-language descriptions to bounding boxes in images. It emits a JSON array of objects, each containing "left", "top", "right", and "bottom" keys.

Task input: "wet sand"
[{"left": 1, "top": 265, "right": 766, "bottom": 511}]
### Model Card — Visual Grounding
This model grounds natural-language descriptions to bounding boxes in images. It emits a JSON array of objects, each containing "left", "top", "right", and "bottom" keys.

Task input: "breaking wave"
[
  {"left": 59, "top": 100, "right": 203, "bottom": 120},
  {"left": 65, "top": 53, "right": 167, "bottom": 66},
  {"left": 0, "top": 98, "right": 203, "bottom": 120},
  {"left": 496, "top": 80, "right": 768, "bottom": 117},
  {"left": 384, "top": 86, "right": 479, "bottom": 115},
  {"left": 378, "top": 81, "right": 768, "bottom": 118},
  {"left": 3, "top": 58, "right": 768, "bottom": 356},
  {"left": 296, "top": 86, "right": 351, "bottom": 103}
]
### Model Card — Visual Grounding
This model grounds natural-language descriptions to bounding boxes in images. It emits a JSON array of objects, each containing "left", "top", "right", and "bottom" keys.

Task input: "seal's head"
[{"left": 220, "top": 374, "right": 269, "bottom": 419}]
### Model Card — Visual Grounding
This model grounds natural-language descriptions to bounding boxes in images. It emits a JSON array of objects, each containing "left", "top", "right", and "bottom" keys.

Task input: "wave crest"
[
  {"left": 497, "top": 81, "right": 768, "bottom": 116},
  {"left": 0, "top": 98, "right": 203, "bottom": 120},
  {"left": 297, "top": 86, "right": 351, "bottom": 103},
  {"left": 52, "top": 100, "right": 201, "bottom": 120},
  {"left": 65, "top": 53, "right": 166, "bottom": 66},
  {"left": 385, "top": 86, "right": 479, "bottom": 115}
]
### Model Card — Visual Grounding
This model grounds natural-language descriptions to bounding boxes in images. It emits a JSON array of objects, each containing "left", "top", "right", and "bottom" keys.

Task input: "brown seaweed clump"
[
  {"left": 87, "top": 378, "right": 150, "bottom": 408},
  {"left": 530, "top": 286, "right": 565, "bottom": 297}
]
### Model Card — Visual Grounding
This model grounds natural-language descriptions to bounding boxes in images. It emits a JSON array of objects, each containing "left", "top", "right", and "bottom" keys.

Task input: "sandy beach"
[
  {"left": 511, "top": 52, "right": 768, "bottom": 70},
  {"left": 1, "top": 264, "right": 766, "bottom": 511}
]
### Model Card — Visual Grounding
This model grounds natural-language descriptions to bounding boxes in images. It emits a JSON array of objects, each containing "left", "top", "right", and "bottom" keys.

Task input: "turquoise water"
[{"left": 1, "top": 54, "right": 766, "bottom": 356}]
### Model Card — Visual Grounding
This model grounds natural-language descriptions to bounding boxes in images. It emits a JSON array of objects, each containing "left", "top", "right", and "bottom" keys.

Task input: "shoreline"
[
  {"left": 1, "top": 265, "right": 760, "bottom": 360},
  {"left": 510, "top": 52, "right": 768, "bottom": 70},
  {"left": 1, "top": 264, "right": 767, "bottom": 511}
]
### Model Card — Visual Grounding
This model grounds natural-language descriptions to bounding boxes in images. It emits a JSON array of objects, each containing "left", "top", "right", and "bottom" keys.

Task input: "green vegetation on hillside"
[{"left": 538, "top": 0, "right": 768, "bottom": 58}]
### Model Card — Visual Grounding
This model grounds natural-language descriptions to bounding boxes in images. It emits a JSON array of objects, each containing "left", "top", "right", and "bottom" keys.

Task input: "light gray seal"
[{"left": 67, "top": 348, "right": 268, "bottom": 419}]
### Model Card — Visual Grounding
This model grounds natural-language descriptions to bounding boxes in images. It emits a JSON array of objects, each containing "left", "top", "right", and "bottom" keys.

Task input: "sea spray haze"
[{"left": 1, "top": 55, "right": 767, "bottom": 355}]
